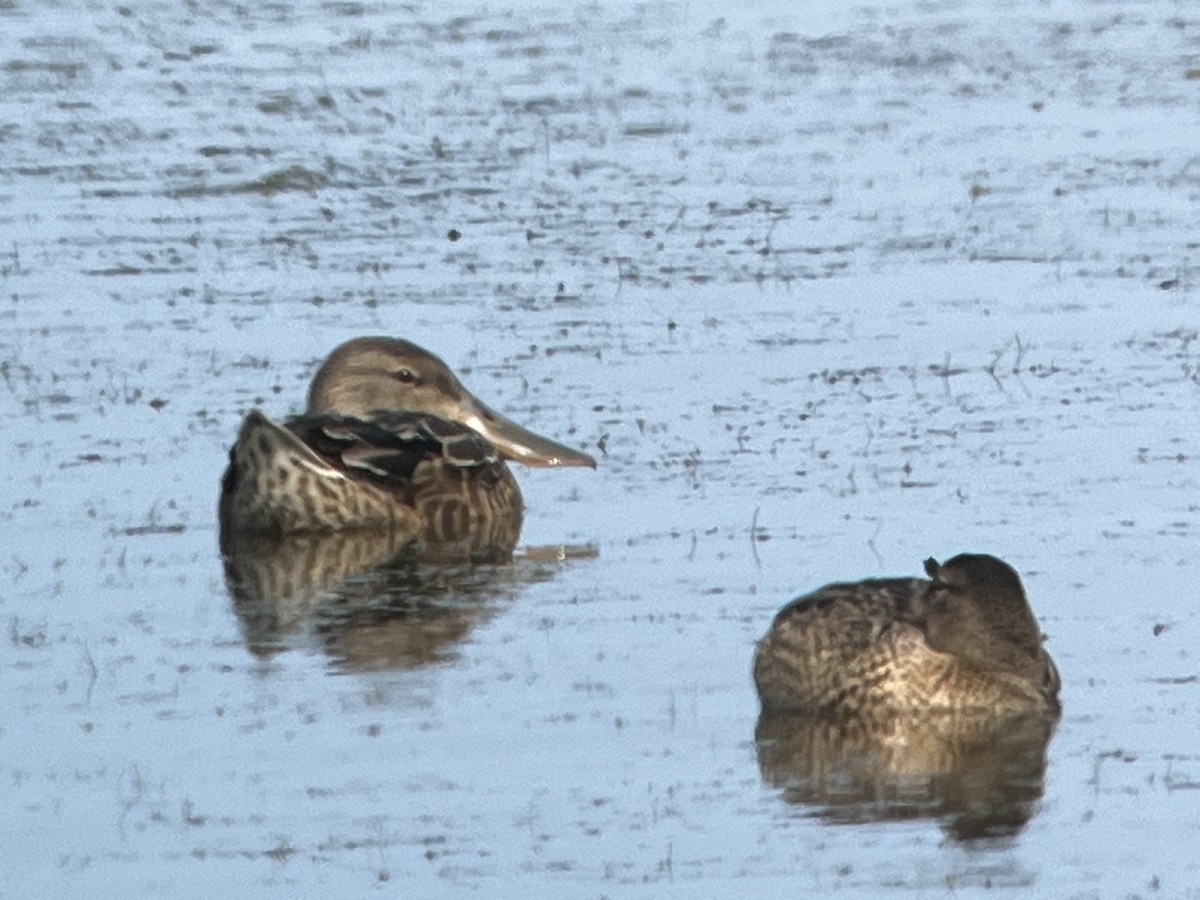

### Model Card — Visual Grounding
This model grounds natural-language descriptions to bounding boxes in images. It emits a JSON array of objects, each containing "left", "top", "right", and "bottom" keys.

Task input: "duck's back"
[{"left": 754, "top": 578, "right": 924, "bottom": 714}]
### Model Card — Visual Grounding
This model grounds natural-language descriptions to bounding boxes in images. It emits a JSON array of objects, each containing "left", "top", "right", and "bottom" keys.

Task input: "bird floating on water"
[
  {"left": 219, "top": 336, "right": 596, "bottom": 558},
  {"left": 753, "top": 553, "right": 1060, "bottom": 716}
]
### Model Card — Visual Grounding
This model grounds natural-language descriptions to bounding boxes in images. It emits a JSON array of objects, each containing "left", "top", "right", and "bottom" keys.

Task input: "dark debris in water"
[
  {"left": 166, "top": 164, "right": 330, "bottom": 199},
  {"left": 120, "top": 524, "right": 186, "bottom": 536}
]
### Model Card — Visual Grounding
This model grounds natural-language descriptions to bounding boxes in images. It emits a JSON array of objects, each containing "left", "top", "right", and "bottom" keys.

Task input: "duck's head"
[
  {"left": 921, "top": 553, "right": 1046, "bottom": 674},
  {"left": 923, "top": 553, "right": 1026, "bottom": 600},
  {"left": 306, "top": 336, "right": 597, "bottom": 469}
]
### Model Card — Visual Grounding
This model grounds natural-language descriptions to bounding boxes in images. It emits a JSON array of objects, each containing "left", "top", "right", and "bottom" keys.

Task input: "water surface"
[{"left": 3, "top": 1, "right": 1199, "bottom": 896}]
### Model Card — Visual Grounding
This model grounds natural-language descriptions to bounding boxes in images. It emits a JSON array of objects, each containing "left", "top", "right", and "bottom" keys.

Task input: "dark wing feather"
[{"left": 283, "top": 412, "right": 503, "bottom": 489}]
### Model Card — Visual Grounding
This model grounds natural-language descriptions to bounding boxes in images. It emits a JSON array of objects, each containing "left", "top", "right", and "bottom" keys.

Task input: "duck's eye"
[{"left": 392, "top": 368, "right": 416, "bottom": 384}]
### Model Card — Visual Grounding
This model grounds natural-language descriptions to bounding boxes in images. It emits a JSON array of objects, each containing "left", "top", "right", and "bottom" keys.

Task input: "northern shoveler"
[
  {"left": 753, "top": 553, "right": 1060, "bottom": 716},
  {"left": 219, "top": 337, "right": 596, "bottom": 557}
]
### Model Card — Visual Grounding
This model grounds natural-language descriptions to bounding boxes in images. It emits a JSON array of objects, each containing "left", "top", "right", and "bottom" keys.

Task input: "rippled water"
[{"left": 3, "top": 1, "right": 1200, "bottom": 896}]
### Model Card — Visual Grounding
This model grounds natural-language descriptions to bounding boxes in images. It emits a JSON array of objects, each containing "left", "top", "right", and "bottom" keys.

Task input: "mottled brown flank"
[{"left": 753, "top": 556, "right": 1059, "bottom": 716}]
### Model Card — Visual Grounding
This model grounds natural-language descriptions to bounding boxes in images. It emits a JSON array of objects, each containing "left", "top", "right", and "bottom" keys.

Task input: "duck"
[
  {"left": 753, "top": 553, "right": 1060, "bottom": 716},
  {"left": 219, "top": 336, "right": 596, "bottom": 557}
]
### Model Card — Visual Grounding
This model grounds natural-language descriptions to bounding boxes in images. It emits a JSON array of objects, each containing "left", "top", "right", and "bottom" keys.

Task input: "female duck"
[
  {"left": 754, "top": 554, "right": 1060, "bottom": 716},
  {"left": 220, "top": 337, "right": 595, "bottom": 553}
]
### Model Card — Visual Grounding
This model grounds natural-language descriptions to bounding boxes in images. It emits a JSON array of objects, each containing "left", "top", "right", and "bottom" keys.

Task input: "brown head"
[
  {"left": 306, "top": 337, "right": 597, "bottom": 469},
  {"left": 920, "top": 554, "right": 1049, "bottom": 682}
]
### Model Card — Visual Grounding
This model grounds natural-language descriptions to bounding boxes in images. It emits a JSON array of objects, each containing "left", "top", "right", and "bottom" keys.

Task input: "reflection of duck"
[
  {"left": 219, "top": 337, "right": 595, "bottom": 559},
  {"left": 223, "top": 526, "right": 596, "bottom": 670},
  {"left": 222, "top": 528, "right": 417, "bottom": 653},
  {"left": 754, "top": 708, "right": 1055, "bottom": 840},
  {"left": 754, "top": 554, "right": 1060, "bottom": 715}
]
